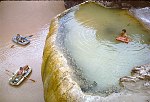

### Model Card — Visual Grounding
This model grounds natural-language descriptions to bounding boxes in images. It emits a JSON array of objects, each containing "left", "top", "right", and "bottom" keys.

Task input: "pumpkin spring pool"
[{"left": 57, "top": 2, "right": 150, "bottom": 96}]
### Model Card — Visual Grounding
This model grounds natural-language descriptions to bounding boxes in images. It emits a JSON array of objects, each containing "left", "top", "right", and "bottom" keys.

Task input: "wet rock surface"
[
  {"left": 129, "top": 7, "right": 150, "bottom": 30},
  {"left": 120, "top": 64, "right": 150, "bottom": 87},
  {"left": 64, "top": 0, "right": 150, "bottom": 9}
]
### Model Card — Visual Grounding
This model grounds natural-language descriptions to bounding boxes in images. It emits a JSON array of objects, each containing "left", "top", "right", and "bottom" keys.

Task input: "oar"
[
  {"left": 10, "top": 45, "right": 15, "bottom": 48},
  {"left": 24, "top": 35, "right": 33, "bottom": 39},
  {"left": 28, "top": 35, "right": 33, "bottom": 37},
  {"left": 5, "top": 72, "right": 12, "bottom": 77},
  {"left": 5, "top": 69, "right": 36, "bottom": 82},
  {"left": 127, "top": 23, "right": 130, "bottom": 26}
]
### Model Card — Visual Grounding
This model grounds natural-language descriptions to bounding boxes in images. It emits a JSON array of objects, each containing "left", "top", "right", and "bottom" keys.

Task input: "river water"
[
  {"left": 62, "top": 2, "right": 150, "bottom": 95},
  {"left": 0, "top": 1, "right": 65, "bottom": 102}
]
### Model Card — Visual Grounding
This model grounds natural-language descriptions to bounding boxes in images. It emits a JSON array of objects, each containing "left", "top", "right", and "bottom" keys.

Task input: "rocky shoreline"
[{"left": 120, "top": 64, "right": 150, "bottom": 87}]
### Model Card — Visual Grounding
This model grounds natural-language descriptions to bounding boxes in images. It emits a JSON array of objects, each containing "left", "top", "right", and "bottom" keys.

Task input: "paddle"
[
  {"left": 10, "top": 45, "right": 15, "bottom": 48},
  {"left": 11, "top": 34, "right": 33, "bottom": 48},
  {"left": 5, "top": 72, "right": 13, "bottom": 77},
  {"left": 5, "top": 69, "right": 36, "bottom": 83},
  {"left": 24, "top": 35, "right": 33, "bottom": 38}
]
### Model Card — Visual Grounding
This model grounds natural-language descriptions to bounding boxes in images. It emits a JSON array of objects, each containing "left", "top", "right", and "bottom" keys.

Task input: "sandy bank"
[{"left": 0, "top": 1, "right": 65, "bottom": 102}]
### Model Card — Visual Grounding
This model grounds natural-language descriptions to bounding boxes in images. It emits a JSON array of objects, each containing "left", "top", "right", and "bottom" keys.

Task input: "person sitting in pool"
[
  {"left": 117, "top": 29, "right": 132, "bottom": 43},
  {"left": 120, "top": 29, "right": 127, "bottom": 38}
]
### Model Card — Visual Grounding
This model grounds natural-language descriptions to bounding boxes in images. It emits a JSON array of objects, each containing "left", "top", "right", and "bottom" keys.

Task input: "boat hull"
[
  {"left": 9, "top": 67, "right": 32, "bottom": 86},
  {"left": 12, "top": 36, "right": 30, "bottom": 46}
]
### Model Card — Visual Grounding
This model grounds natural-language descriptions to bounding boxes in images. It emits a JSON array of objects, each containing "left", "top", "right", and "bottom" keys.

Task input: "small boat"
[
  {"left": 12, "top": 35, "right": 30, "bottom": 46},
  {"left": 116, "top": 36, "right": 130, "bottom": 43},
  {"left": 9, "top": 65, "right": 32, "bottom": 86}
]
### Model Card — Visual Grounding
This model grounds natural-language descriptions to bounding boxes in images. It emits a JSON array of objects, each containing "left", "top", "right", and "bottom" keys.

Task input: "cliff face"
[{"left": 42, "top": 1, "right": 150, "bottom": 102}]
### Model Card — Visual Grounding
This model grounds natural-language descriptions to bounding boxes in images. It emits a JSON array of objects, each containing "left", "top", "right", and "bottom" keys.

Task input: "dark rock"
[
  {"left": 64, "top": 0, "right": 150, "bottom": 9},
  {"left": 64, "top": 0, "right": 84, "bottom": 9}
]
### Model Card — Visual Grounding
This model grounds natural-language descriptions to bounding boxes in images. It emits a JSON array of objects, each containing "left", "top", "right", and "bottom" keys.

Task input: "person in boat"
[
  {"left": 120, "top": 29, "right": 127, "bottom": 38},
  {"left": 12, "top": 66, "right": 29, "bottom": 83},
  {"left": 12, "top": 67, "right": 24, "bottom": 83},
  {"left": 16, "top": 34, "right": 25, "bottom": 43},
  {"left": 16, "top": 34, "right": 21, "bottom": 41},
  {"left": 17, "top": 67, "right": 24, "bottom": 75},
  {"left": 17, "top": 65, "right": 29, "bottom": 75},
  {"left": 23, "top": 65, "right": 29, "bottom": 75}
]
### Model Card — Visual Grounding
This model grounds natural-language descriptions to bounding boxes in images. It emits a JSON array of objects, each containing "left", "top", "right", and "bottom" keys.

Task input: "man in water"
[
  {"left": 120, "top": 29, "right": 127, "bottom": 38},
  {"left": 116, "top": 29, "right": 131, "bottom": 43}
]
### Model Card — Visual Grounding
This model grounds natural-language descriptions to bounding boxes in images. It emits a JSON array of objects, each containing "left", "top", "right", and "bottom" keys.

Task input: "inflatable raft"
[
  {"left": 9, "top": 65, "right": 32, "bottom": 86},
  {"left": 116, "top": 36, "right": 130, "bottom": 43},
  {"left": 12, "top": 36, "right": 30, "bottom": 46}
]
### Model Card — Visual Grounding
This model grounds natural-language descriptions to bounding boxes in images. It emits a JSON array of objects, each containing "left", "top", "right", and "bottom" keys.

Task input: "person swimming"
[
  {"left": 116, "top": 29, "right": 131, "bottom": 43},
  {"left": 120, "top": 29, "right": 127, "bottom": 38}
]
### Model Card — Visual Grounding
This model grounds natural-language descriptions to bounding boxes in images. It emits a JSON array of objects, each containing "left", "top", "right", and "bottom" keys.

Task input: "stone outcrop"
[
  {"left": 129, "top": 7, "right": 150, "bottom": 30},
  {"left": 120, "top": 64, "right": 150, "bottom": 87}
]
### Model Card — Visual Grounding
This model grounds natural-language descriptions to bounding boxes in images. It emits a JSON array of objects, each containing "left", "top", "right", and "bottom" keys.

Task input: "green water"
[{"left": 62, "top": 3, "right": 150, "bottom": 94}]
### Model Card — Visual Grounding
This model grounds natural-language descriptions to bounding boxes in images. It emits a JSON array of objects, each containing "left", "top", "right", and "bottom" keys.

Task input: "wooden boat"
[
  {"left": 12, "top": 35, "right": 30, "bottom": 46},
  {"left": 9, "top": 65, "right": 32, "bottom": 86},
  {"left": 116, "top": 36, "right": 130, "bottom": 43}
]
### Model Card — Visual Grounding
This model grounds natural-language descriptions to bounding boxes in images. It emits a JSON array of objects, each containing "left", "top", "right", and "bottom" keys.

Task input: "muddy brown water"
[{"left": 0, "top": 1, "right": 65, "bottom": 102}]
